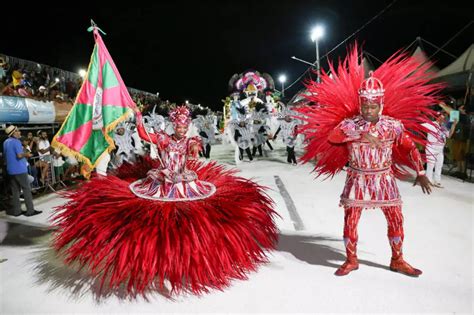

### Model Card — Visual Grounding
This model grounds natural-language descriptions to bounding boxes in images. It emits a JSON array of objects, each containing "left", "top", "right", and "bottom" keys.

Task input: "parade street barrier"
[{"left": 53, "top": 101, "right": 74, "bottom": 123}]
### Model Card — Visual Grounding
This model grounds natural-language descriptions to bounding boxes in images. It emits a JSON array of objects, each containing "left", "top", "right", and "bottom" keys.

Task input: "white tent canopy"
[
  {"left": 436, "top": 44, "right": 473, "bottom": 77},
  {"left": 362, "top": 56, "right": 375, "bottom": 78},
  {"left": 411, "top": 46, "right": 440, "bottom": 73}
]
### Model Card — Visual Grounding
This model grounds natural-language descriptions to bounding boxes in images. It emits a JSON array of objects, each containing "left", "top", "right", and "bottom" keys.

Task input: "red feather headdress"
[{"left": 169, "top": 105, "right": 191, "bottom": 126}]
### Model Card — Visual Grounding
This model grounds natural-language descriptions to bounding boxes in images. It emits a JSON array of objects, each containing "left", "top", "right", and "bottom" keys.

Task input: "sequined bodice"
[{"left": 161, "top": 137, "right": 189, "bottom": 174}]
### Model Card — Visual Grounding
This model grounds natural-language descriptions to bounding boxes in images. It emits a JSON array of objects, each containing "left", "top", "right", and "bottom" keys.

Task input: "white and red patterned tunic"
[
  {"left": 329, "top": 115, "right": 424, "bottom": 208},
  {"left": 130, "top": 124, "right": 216, "bottom": 201}
]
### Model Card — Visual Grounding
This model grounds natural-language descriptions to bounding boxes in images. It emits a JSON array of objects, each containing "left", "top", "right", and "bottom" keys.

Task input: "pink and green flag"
[{"left": 52, "top": 26, "right": 136, "bottom": 175}]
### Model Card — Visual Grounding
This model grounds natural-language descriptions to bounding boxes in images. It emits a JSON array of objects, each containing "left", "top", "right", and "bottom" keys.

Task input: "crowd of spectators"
[
  {"left": 0, "top": 54, "right": 163, "bottom": 111},
  {"left": 436, "top": 94, "right": 474, "bottom": 180}
]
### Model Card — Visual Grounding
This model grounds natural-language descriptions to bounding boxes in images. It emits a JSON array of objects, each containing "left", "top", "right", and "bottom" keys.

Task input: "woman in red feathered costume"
[
  {"left": 52, "top": 105, "right": 278, "bottom": 295},
  {"left": 296, "top": 45, "right": 443, "bottom": 277}
]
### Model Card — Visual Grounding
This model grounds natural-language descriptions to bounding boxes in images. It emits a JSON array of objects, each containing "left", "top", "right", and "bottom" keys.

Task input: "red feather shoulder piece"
[{"left": 296, "top": 44, "right": 444, "bottom": 178}]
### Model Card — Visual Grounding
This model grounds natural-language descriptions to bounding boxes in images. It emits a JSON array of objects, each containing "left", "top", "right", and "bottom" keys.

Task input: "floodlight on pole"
[
  {"left": 78, "top": 69, "right": 87, "bottom": 78},
  {"left": 310, "top": 25, "right": 324, "bottom": 42},
  {"left": 278, "top": 74, "right": 287, "bottom": 97}
]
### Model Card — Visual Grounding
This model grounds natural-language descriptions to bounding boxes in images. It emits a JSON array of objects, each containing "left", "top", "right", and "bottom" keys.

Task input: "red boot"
[
  {"left": 335, "top": 239, "right": 359, "bottom": 276},
  {"left": 389, "top": 238, "right": 422, "bottom": 277}
]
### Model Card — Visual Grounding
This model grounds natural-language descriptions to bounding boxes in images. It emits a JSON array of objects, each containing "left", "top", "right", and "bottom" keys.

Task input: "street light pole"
[
  {"left": 315, "top": 38, "right": 320, "bottom": 83},
  {"left": 311, "top": 25, "right": 324, "bottom": 83},
  {"left": 291, "top": 56, "right": 315, "bottom": 67}
]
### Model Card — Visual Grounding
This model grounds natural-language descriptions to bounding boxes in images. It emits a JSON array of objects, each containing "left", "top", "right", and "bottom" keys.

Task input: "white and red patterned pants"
[{"left": 343, "top": 206, "right": 404, "bottom": 243}]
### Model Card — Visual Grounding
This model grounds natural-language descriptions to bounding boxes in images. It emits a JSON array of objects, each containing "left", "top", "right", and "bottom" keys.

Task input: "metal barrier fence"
[{"left": 27, "top": 155, "right": 66, "bottom": 193}]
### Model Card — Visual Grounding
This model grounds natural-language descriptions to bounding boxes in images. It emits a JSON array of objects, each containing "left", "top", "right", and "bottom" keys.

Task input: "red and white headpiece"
[
  {"left": 359, "top": 71, "right": 385, "bottom": 108},
  {"left": 169, "top": 106, "right": 191, "bottom": 127}
]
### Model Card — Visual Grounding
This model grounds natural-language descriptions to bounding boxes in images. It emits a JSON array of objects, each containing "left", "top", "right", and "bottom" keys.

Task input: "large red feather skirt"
[{"left": 52, "top": 157, "right": 278, "bottom": 296}]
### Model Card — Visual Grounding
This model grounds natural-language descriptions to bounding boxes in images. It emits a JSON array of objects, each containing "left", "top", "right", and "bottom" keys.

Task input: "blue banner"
[{"left": 0, "top": 96, "right": 29, "bottom": 123}]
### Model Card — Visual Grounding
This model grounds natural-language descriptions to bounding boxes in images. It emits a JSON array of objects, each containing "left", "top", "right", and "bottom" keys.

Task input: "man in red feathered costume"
[{"left": 297, "top": 45, "right": 443, "bottom": 277}]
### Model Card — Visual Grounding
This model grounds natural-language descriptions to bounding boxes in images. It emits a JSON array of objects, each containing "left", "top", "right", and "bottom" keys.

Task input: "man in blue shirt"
[{"left": 3, "top": 125, "right": 41, "bottom": 216}]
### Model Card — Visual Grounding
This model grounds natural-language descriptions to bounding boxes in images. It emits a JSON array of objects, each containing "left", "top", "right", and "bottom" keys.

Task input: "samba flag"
[{"left": 52, "top": 25, "right": 136, "bottom": 176}]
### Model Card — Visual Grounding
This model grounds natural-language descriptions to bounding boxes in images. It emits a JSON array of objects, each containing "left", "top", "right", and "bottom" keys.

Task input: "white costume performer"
[
  {"left": 264, "top": 92, "right": 277, "bottom": 114},
  {"left": 240, "top": 83, "right": 263, "bottom": 113},
  {"left": 273, "top": 108, "right": 300, "bottom": 165},
  {"left": 251, "top": 110, "right": 273, "bottom": 157},
  {"left": 230, "top": 92, "right": 244, "bottom": 121},
  {"left": 422, "top": 113, "right": 456, "bottom": 187},
  {"left": 194, "top": 115, "right": 216, "bottom": 159},
  {"left": 233, "top": 113, "right": 254, "bottom": 162},
  {"left": 113, "top": 123, "right": 137, "bottom": 167},
  {"left": 143, "top": 111, "right": 167, "bottom": 159}
]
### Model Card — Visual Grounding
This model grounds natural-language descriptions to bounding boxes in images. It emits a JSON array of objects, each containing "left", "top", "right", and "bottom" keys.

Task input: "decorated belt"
[
  {"left": 340, "top": 198, "right": 402, "bottom": 208},
  {"left": 348, "top": 166, "right": 391, "bottom": 173}
]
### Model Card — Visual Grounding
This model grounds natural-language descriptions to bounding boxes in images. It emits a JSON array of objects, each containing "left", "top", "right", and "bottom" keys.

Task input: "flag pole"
[
  {"left": 88, "top": 19, "right": 107, "bottom": 35},
  {"left": 88, "top": 20, "right": 164, "bottom": 168}
]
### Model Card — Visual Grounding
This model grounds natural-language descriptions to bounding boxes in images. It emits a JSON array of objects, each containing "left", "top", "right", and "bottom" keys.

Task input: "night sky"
[{"left": 3, "top": 0, "right": 472, "bottom": 111}]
